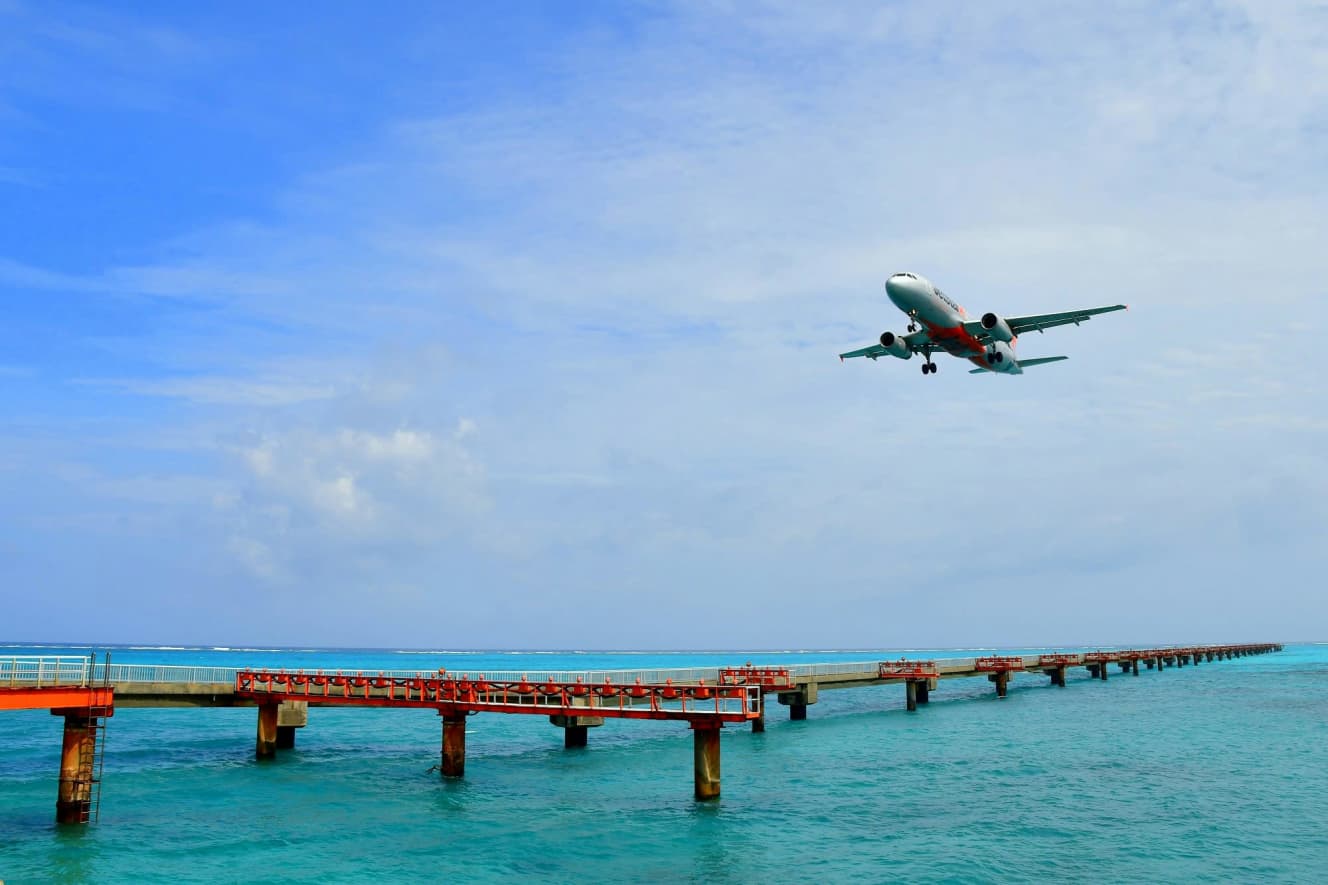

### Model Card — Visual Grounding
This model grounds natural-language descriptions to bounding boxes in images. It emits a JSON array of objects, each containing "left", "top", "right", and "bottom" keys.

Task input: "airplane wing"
[
  {"left": 961, "top": 304, "right": 1127, "bottom": 342},
  {"left": 839, "top": 330, "right": 933, "bottom": 361}
]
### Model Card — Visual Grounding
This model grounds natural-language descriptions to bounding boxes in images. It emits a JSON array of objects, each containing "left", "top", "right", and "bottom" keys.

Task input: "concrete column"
[
  {"left": 692, "top": 724, "right": 722, "bottom": 801},
  {"left": 56, "top": 714, "right": 95, "bottom": 824},
  {"left": 752, "top": 696, "right": 765, "bottom": 734},
  {"left": 1145, "top": 658, "right": 1155, "bottom": 669},
  {"left": 255, "top": 703, "right": 279, "bottom": 760},
  {"left": 1049, "top": 666, "right": 1066, "bottom": 687},
  {"left": 916, "top": 681, "right": 931, "bottom": 704},
  {"left": 989, "top": 671, "right": 1010, "bottom": 698},
  {"left": 1099, "top": 663, "right": 1108, "bottom": 681},
  {"left": 777, "top": 682, "right": 817, "bottom": 721},
  {"left": 550, "top": 714, "right": 604, "bottom": 748},
  {"left": 275, "top": 701, "right": 307, "bottom": 749},
  {"left": 1131, "top": 659, "right": 1140, "bottom": 676},
  {"left": 1119, "top": 662, "right": 1131, "bottom": 673},
  {"left": 440, "top": 713, "right": 467, "bottom": 778},
  {"left": 1086, "top": 664, "right": 1099, "bottom": 679},
  {"left": 905, "top": 680, "right": 918, "bottom": 712}
]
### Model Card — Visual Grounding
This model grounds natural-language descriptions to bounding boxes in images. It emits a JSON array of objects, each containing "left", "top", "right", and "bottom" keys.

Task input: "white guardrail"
[
  {"left": 2, "top": 656, "right": 98, "bottom": 688},
  {"left": 3, "top": 652, "right": 1181, "bottom": 689}
]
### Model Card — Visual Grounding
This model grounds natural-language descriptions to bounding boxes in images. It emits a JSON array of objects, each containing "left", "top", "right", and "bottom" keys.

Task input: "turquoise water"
[{"left": 2, "top": 643, "right": 1324, "bottom": 883}]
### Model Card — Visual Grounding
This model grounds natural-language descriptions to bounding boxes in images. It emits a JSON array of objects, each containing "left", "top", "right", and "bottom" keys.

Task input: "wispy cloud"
[{"left": 2, "top": 1, "right": 1325, "bottom": 646}]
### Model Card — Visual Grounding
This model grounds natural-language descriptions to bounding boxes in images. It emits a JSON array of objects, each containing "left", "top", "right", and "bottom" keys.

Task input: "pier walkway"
[{"left": 1, "top": 642, "right": 1283, "bottom": 820}]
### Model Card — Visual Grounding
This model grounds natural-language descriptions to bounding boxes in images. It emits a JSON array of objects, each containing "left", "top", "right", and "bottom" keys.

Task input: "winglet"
[{"left": 839, "top": 355, "right": 844, "bottom": 363}]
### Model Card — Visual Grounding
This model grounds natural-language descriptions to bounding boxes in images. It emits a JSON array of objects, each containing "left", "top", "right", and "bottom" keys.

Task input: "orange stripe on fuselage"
[{"left": 920, "top": 319, "right": 986, "bottom": 357}]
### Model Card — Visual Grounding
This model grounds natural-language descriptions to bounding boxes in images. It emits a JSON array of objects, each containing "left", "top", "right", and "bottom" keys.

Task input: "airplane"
[{"left": 839, "top": 272, "right": 1127, "bottom": 375}]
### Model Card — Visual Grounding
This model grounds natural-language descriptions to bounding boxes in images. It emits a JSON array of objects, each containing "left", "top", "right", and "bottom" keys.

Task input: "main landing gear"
[
  {"left": 988, "top": 349, "right": 1005, "bottom": 365},
  {"left": 921, "top": 358, "right": 937, "bottom": 375}
]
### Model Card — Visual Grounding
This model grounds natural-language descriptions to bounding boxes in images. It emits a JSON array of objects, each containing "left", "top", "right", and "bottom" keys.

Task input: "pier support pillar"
[
  {"left": 1119, "top": 662, "right": 1131, "bottom": 673},
  {"left": 905, "top": 680, "right": 918, "bottom": 712},
  {"left": 1131, "top": 659, "right": 1140, "bottom": 676},
  {"left": 1145, "top": 658, "right": 1155, "bottom": 670},
  {"left": 550, "top": 714, "right": 604, "bottom": 748},
  {"left": 752, "top": 695, "right": 765, "bottom": 733},
  {"left": 440, "top": 713, "right": 467, "bottom": 778},
  {"left": 917, "top": 680, "right": 931, "bottom": 704},
  {"left": 691, "top": 723, "right": 722, "bottom": 801},
  {"left": 1047, "top": 666, "right": 1067, "bottom": 687},
  {"left": 778, "top": 683, "right": 817, "bottom": 721},
  {"left": 275, "top": 701, "right": 307, "bottom": 749},
  {"left": 1086, "top": 664, "right": 1099, "bottom": 679},
  {"left": 55, "top": 713, "right": 95, "bottom": 824},
  {"left": 988, "top": 672, "right": 1010, "bottom": 698},
  {"left": 255, "top": 702, "right": 279, "bottom": 760}
]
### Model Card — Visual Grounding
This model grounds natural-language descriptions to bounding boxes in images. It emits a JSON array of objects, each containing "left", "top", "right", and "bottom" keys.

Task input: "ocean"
[{"left": 2, "top": 643, "right": 1325, "bottom": 883}]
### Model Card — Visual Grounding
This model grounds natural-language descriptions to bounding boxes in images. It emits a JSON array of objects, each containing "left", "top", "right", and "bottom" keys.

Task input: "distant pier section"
[{"left": 1, "top": 643, "right": 1283, "bottom": 821}]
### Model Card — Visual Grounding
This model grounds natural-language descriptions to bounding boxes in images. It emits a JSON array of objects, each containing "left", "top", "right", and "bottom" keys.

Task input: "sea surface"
[{"left": 1, "top": 642, "right": 1325, "bottom": 883}]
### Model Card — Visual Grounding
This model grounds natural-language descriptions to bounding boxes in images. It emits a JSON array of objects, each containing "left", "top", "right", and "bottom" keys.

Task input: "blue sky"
[{"left": 2, "top": 1, "right": 1326, "bottom": 648}]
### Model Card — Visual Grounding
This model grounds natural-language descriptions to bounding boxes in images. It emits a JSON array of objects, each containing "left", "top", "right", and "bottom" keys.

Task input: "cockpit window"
[{"left": 892, "top": 272, "right": 917, "bottom": 280}]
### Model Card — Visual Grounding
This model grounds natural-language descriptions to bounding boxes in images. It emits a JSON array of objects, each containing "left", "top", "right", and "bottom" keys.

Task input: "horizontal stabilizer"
[
  {"left": 1017, "top": 356, "right": 1069, "bottom": 369},
  {"left": 970, "top": 355, "right": 1070, "bottom": 374}
]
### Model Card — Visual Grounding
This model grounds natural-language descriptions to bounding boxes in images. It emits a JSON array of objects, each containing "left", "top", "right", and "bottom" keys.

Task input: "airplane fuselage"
[{"left": 885, "top": 273, "right": 1021, "bottom": 374}]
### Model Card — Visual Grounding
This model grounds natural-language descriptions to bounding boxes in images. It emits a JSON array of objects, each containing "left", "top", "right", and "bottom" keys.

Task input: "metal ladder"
[{"left": 79, "top": 652, "right": 111, "bottom": 823}]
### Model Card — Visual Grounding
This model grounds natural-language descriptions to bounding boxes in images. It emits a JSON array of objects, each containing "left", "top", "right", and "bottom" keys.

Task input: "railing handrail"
[{"left": 0, "top": 645, "right": 1278, "bottom": 689}]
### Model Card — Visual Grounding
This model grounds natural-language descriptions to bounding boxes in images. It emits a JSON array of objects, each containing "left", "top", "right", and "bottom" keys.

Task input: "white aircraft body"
[{"left": 839, "top": 272, "right": 1127, "bottom": 375}]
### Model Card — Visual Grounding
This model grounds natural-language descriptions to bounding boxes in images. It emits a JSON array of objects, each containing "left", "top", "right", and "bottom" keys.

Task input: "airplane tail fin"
[{"left": 1016, "top": 356, "right": 1068, "bottom": 369}]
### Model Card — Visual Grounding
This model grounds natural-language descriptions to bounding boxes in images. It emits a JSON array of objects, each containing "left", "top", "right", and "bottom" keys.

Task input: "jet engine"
[
  {"left": 981, "top": 313, "right": 1014, "bottom": 342},
  {"left": 878, "top": 331, "right": 913, "bottom": 359}
]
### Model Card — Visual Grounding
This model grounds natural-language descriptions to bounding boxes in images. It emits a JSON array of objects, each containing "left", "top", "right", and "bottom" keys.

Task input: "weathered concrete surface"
[{"left": 692, "top": 724, "right": 721, "bottom": 801}]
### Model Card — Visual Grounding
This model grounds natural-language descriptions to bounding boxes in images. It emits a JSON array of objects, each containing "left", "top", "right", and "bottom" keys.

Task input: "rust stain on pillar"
[
  {"left": 692, "top": 723, "right": 721, "bottom": 801},
  {"left": 56, "top": 714, "right": 94, "bottom": 824},
  {"left": 255, "top": 703, "right": 279, "bottom": 760},
  {"left": 441, "top": 713, "right": 467, "bottom": 778}
]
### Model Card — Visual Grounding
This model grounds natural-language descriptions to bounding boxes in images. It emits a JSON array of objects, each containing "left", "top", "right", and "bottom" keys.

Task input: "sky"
[{"left": 2, "top": 1, "right": 1325, "bottom": 649}]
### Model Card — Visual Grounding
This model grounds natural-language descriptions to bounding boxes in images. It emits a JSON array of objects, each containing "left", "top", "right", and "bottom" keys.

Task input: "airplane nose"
[{"left": 884, "top": 273, "right": 916, "bottom": 306}]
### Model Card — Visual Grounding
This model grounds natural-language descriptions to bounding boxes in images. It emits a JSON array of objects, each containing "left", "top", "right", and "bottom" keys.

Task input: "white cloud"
[{"left": 4, "top": 1, "right": 1326, "bottom": 644}]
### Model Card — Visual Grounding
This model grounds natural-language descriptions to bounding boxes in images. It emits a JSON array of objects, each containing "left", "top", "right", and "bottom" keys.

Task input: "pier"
[{"left": 1, "top": 643, "right": 1283, "bottom": 820}]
